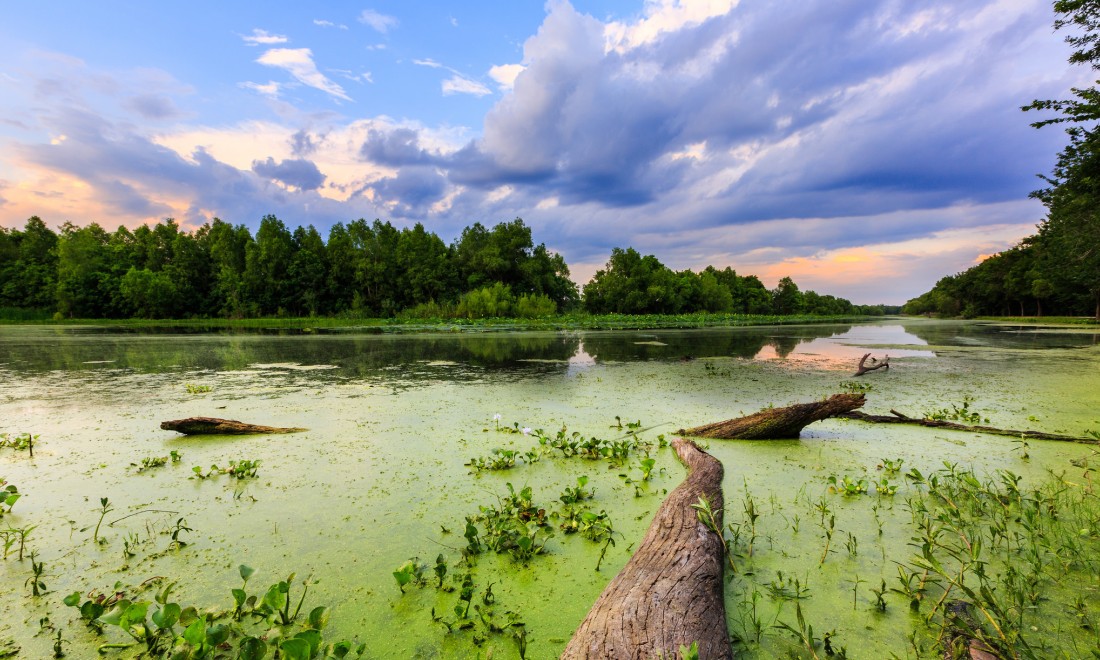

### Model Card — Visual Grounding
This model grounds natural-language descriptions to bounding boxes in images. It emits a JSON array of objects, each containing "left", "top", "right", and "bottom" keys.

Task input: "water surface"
[{"left": 1, "top": 319, "right": 1097, "bottom": 657}]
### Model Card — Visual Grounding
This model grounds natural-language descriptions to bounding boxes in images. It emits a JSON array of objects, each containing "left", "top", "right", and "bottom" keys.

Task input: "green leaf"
[
  {"left": 151, "top": 602, "right": 180, "bottom": 630},
  {"left": 63, "top": 591, "right": 82, "bottom": 607},
  {"left": 179, "top": 605, "right": 199, "bottom": 626},
  {"left": 238, "top": 636, "right": 268, "bottom": 660},
  {"left": 239, "top": 564, "right": 256, "bottom": 582},
  {"left": 279, "top": 637, "right": 311, "bottom": 660},
  {"left": 205, "top": 623, "right": 230, "bottom": 647},
  {"left": 294, "top": 629, "right": 322, "bottom": 656},
  {"left": 232, "top": 588, "right": 247, "bottom": 607},
  {"left": 97, "top": 599, "right": 131, "bottom": 627},
  {"left": 183, "top": 618, "right": 206, "bottom": 647},
  {"left": 308, "top": 605, "right": 329, "bottom": 630}
]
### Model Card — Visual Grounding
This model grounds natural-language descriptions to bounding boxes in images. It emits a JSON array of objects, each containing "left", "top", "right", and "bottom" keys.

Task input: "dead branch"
[
  {"left": 560, "top": 438, "right": 731, "bottom": 660},
  {"left": 160, "top": 417, "right": 306, "bottom": 435},
  {"left": 854, "top": 352, "right": 890, "bottom": 376},
  {"left": 678, "top": 393, "right": 866, "bottom": 440},
  {"left": 837, "top": 410, "right": 1098, "bottom": 444}
]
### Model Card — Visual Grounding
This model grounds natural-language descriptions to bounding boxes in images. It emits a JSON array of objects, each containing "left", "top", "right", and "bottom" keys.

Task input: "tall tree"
[{"left": 1024, "top": 0, "right": 1100, "bottom": 318}]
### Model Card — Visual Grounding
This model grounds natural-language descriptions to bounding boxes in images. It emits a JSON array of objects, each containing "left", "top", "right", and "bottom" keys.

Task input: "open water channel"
[{"left": 1, "top": 319, "right": 1098, "bottom": 658}]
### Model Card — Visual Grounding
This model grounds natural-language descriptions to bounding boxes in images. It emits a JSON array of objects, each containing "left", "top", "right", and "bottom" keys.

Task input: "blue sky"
[{"left": 0, "top": 0, "right": 1083, "bottom": 304}]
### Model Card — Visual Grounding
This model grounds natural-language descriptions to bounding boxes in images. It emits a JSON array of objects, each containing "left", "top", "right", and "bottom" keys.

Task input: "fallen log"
[
  {"left": 853, "top": 352, "right": 889, "bottom": 376},
  {"left": 678, "top": 393, "right": 866, "bottom": 440},
  {"left": 160, "top": 417, "right": 306, "bottom": 435},
  {"left": 561, "top": 438, "right": 731, "bottom": 660},
  {"left": 837, "top": 410, "right": 1098, "bottom": 444}
]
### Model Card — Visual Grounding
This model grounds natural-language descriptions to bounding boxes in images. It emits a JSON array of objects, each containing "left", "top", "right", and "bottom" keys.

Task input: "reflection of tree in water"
[
  {"left": 579, "top": 325, "right": 852, "bottom": 362},
  {"left": 901, "top": 322, "right": 1100, "bottom": 350},
  {"left": 0, "top": 330, "right": 580, "bottom": 383}
]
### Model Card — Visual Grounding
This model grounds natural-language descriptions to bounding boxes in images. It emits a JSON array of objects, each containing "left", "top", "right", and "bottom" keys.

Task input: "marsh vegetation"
[{"left": 0, "top": 319, "right": 1098, "bottom": 657}]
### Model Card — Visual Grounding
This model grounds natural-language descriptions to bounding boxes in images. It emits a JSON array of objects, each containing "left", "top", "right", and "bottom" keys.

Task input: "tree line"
[
  {"left": 905, "top": 1, "right": 1100, "bottom": 320},
  {"left": 0, "top": 215, "right": 879, "bottom": 320}
]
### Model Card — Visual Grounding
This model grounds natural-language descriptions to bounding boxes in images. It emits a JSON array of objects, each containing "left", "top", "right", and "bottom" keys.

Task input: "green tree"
[
  {"left": 771, "top": 277, "right": 805, "bottom": 315},
  {"left": 243, "top": 215, "right": 293, "bottom": 315},
  {"left": 1024, "top": 0, "right": 1100, "bottom": 319}
]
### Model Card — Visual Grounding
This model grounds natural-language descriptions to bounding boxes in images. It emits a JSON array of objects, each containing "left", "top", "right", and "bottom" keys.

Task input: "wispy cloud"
[
  {"left": 313, "top": 19, "right": 348, "bottom": 30},
  {"left": 241, "top": 29, "right": 288, "bottom": 46},
  {"left": 442, "top": 75, "right": 491, "bottom": 97},
  {"left": 413, "top": 58, "right": 443, "bottom": 69},
  {"left": 256, "top": 48, "right": 351, "bottom": 101},
  {"left": 359, "top": 9, "right": 398, "bottom": 34},
  {"left": 239, "top": 81, "right": 281, "bottom": 98}
]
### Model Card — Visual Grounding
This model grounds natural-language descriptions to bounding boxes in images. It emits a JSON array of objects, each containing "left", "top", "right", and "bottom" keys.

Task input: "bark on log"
[
  {"left": 853, "top": 352, "right": 890, "bottom": 376},
  {"left": 160, "top": 417, "right": 306, "bottom": 435},
  {"left": 561, "top": 438, "right": 731, "bottom": 660},
  {"left": 837, "top": 410, "right": 1098, "bottom": 444},
  {"left": 678, "top": 393, "right": 866, "bottom": 440}
]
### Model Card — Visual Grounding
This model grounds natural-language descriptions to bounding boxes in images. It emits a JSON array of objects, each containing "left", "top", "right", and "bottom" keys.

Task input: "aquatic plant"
[
  {"left": 25, "top": 550, "right": 46, "bottom": 596},
  {"left": 0, "top": 432, "right": 37, "bottom": 456},
  {"left": 184, "top": 383, "right": 211, "bottom": 394},
  {"left": 0, "top": 479, "right": 20, "bottom": 516},
  {"left": 131, "top": 451, "right": 182, "bottom": 473},
  {"left": 65, "top": 567, "right": 363, "bottom": 658},
  {"left": 827, "top": 475, "right": 868, "bottom": 496},
  {"left": 922, "top": 395, "right": 989, "bottom": 424},
  {"left": 92, "top": 498, "right": 113, "bottom": 545},
  {"left": 192, "top": 459, "right": 261, "bottom": 480}
]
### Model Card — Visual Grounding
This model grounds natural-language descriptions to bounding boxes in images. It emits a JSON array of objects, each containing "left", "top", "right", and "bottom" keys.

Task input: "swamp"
[{"left": 1, "top": 318, "right": 1099, "bottom": 658}]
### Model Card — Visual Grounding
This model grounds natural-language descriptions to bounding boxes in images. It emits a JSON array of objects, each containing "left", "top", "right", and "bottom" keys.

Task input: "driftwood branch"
[
  {"left": 838, "top": 410, "right": 1098, "bottom": 444},
  {"left": 854, "top": 352, "right": 889, "bottom": 376},
  {"left": 561, "top": 438, "right": 731, "bottom": 660},
  {"left": 160, "top": 417, "right": 306, "bottom": 435},
  {"left": 678, "top": 393, "right": 866, "bottom": 440}
]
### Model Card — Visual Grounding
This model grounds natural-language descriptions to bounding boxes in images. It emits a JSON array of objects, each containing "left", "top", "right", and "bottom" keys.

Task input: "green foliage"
[
  {"left": 922, "top": 396, "right": 989, "bottom": 424},
  {"left": 131, "top": 451, "right": 182, "bottom": 472},
  {"left": 910, "top": 2, "right": 1100, "bottom": 320},
  {"left": 64, "top": 568, "right": 363, "bottom": 658}
]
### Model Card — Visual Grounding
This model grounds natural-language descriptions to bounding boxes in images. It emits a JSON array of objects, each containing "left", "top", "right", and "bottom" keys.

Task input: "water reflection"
[{"left": 4, "top": 321, "right": 1095, "bottom": 389}]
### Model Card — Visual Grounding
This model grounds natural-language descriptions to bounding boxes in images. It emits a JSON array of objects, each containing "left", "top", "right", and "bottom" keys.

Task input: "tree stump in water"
[
  {"left": 160, "top": 417, "right": 306, "bottom": 435},
  {"left": 678, "top": 393, "right": 866, "bottom": 440},
  {"left": 561, "top": 438, "right": 731, "bottom": 660}
]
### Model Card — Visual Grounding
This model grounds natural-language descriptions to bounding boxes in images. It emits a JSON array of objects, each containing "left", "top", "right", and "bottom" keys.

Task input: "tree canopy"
[
  {"left": 907, "top": 1, "right": 1100, "bottom": 319},
  {"left": 1, "top": 216, "right": 875, "bottom": 320}
]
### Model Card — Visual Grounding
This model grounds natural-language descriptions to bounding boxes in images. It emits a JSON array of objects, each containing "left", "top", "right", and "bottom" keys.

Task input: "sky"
[{"left": 0, "top": 0, "right": 1085, "bottom": 304}]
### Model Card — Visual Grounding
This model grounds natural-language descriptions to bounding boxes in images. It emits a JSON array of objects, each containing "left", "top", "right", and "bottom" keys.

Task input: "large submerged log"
[
  {"left": 160, "top": 417, "right": 306, "bottom": 435},
  {"left": 838, "top": 410, "right": 1098, "bottom": 444},
  {"left": 678, "top": 393, "right": 866, "bottom": 440},
  {"left": 561, "top": 438, "right": 731, "bottom": 660}
]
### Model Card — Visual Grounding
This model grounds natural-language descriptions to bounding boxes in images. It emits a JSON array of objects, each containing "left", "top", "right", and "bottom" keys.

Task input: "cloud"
[
  {"left": 488, "top": 64, "right": 525, "bottom": 91},
  {"left": 123, "top": 94, "right": 182, "bottom": 120},
  {"left": 239, "top": 81, "right": 281, "bottom": 98},
  {"left": 242, "top": 29, "right": 289, "bottom": 46},
  {"left": 251, "top": 156, "right": 326, "bottom": 190},
  {"left": 256, "top": 48, "right": 351, "bottom": 101},
  {"left": 442, "top": 75, "right": 492, "bottom": 97},
  {"left": 313, "top": 19, "right": 348, "bottom": 30},
  {"left": 413, "top": 58, "right": 443, "bottom": 69},
  {"left": 359, "top": 9, "right": 398, "bottom": 33}
]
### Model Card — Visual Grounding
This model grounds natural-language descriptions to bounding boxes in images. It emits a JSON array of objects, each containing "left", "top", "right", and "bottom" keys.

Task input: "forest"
[
  {"left": 0, "top": 215, "right": 883, "bottom": 321},
  {"left": 904, "top": 1, "right": 1100, "bottom": 320}
]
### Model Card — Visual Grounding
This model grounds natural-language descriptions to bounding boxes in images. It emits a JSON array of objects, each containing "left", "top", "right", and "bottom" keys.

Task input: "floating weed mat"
[
  {"left": 396, "top": 420, "right": 670, "bottom": 658},
  {"left": 722, "top": 458, "right": 1100, "bottom": 659}
]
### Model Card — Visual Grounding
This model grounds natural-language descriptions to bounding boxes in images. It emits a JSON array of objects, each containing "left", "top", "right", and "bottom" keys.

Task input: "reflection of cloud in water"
[
  {"left": 568, "top": 342, "right": 596, "bottom": 377},
  {"left": 754, "top": 325, "right": 935, "bottom": 368}
]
